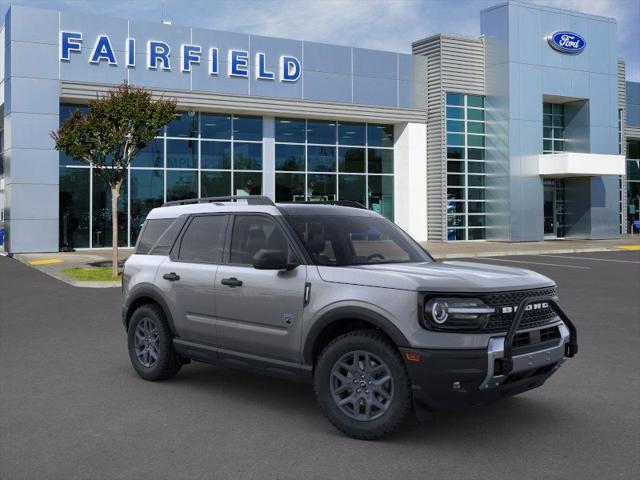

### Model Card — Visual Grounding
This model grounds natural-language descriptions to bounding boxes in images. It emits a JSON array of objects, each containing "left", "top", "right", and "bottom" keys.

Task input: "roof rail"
[
  {"left": 279, "top": 200, "right": 366, "bottom": 209},
  {"left": 162, "top": 195, "right": 275, "bottom": 207}
]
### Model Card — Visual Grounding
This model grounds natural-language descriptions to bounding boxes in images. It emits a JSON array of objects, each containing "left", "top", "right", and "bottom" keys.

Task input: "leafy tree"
[{"left": 52, "top": 83, "right": 176, "bottom": 278}]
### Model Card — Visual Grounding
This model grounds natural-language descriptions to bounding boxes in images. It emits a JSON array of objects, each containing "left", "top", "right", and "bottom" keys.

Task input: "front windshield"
[{"left": 285, "top": 214, "right": 433, "bottom": 266}]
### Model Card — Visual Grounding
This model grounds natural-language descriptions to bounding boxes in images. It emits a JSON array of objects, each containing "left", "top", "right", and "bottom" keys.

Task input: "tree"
[{"left": 52, "top": 83, "right": 176, "bottom": 278}]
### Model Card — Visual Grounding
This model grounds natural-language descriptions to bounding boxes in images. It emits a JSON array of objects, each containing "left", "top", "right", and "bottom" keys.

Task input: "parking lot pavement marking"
[
  {"left": 540, "top": 254, "right": 640, "bottom": 264},
  {"left": 28, "top": 258, "right": 63, "bottom": 265},
  {"left": 613, "top": 245, "right": 640, "bottom": 250},
  {"left": 475, "top": 257, "right": 591, "bottom": 269}
]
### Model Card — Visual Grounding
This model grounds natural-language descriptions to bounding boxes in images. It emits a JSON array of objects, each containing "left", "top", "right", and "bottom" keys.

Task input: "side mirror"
[{"left": 252, "top": 249, "right": 298, "bottom": 271}]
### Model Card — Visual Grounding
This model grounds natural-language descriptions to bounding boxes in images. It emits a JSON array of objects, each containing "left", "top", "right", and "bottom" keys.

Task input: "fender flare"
[
  {"left": 302, "top": 306, "right": 410, "bottom": 364},
  {"left": 123, "top": 283, "right": 178, "bottom": 336}
]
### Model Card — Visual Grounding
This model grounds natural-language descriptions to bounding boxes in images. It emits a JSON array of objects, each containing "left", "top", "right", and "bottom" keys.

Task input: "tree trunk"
[{"left": 111, "top": 184, "right": 121, "bottom": 279}]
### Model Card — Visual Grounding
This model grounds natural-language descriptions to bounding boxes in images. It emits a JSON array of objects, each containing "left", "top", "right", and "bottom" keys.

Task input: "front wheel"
[
  {"left": 127, "top": 304, "right": 181, "bottom": 381},
  {"left": 314, "top": 330, "right": 412, "bottom": 440}
]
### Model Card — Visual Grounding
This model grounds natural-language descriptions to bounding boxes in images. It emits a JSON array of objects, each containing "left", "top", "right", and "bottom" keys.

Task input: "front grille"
[{"left": 482, "top": 287, "right": 559, "bottom": 331}]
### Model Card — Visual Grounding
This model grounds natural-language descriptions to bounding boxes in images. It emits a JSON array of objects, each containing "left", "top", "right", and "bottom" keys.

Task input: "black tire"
[
  {"left": 127, "top": 303, "right": 181, "bottom": 381},
  {"left": 314, "top": 329, "right": 412, "bottom": 440}
]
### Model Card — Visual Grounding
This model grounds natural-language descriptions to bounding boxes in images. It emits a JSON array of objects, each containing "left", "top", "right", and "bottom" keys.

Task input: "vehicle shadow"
[{"left": 154, "top": 362, "right": 577, "bottom": 443}]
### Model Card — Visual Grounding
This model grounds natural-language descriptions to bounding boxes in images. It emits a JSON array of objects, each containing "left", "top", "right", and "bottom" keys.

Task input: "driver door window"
[{"left": 229, "top": 215, "right": 291, "bottom": 264}]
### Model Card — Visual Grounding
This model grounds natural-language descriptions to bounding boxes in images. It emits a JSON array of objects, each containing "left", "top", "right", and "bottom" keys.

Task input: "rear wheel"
[
  {"left": 127, "top": 304, "right": 181, "bottom": 381},
  {"left": 314, "top": 330, "right": 412, "bottom": 440}
]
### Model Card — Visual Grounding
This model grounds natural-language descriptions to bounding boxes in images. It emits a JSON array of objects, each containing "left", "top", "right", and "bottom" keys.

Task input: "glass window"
[
  {"left": 167, "top": 170, "right": 197, "bottom": 202},
  {"left": 467, "top": 109, "right": 484, "bottom": 121},
  {"left": 446, "top": 92, "right": 464, "bottom": 106},
  {"left": 447, "top": 174, "right": 464, "bottom": 186},
  {"left": 368, "top": 149, "right": 393, "bottom": 174},
  {"left": 447, "top": 120, "right": 464, "bottom": 133},
  {"left": 467, "top": 96, "right": 484, "bottom": 108},
  {"left": 468, "top": 161, "right": 485, "bottom": 173},
  {"left": 448, "top": 201, "right": 465, "bottom": 214},
  {"left": 201, "top": 141, "right": 231, "bottom": 169},
  {"left": 133, "top": 139, "right": 164, "bottom": 168},
  {"left": 338, "top": 147, "right": 365, "bottom": 173},
  {"left": 467, "top": 122, "right": 484, "bottom": 134},
  {"left": 275, "top": 117, "right": 306, "bottom": 143},
  {"left": 367, "top": 124, "right": 394, "bottom": 147},
  {"left": 307, "top": 174, "right": 336, "bottom": 201},
  {"left": 92, "top": 170, "right": 127, "bottom": 247},
  {"left": 447, "top": 188, "right": 465, "bottom": 201},
  {"left": 275, "top": 173, "right": 305, "bottom": 202},
  {"left": 167, "top": 139, "right": 197, "bottom": 169},
  {"left": 368, "top": 176, "right": 394, "bottom": 221},
  {"left": 628, "top": 141, "right": 640, "bottom": 159},
  {"left": 233, "top": 142, "right": 262, "bottom": 170},
  {"left": 308, "top": 145, "right": 336, "bottom": 172},
  {"left": 130, "top": 169, "right": 164, "bottom": 244},
  {"left": 467, "top": 134, "right": 485, "bottom": 147},
  {"left": 448, "top": 215, "right": 465, "bottom": 227},
  {"left": 467, "top": 148, "right": 484, "bottom": 160},
  {"left": 447, "top": 161, "right": 464, "bottom": 173},
  {"left": 468, "top": 201, "right": 486, "bottom": 214},
  {"left": 136, "top": 218, "right": 174, "bottom": 254},
  {"left": 167, "top": 111, "right": 198, "bottom": 138},
  {"left": 447, "top": 133, "right": 465, "bottom": 146},
  {"left": 338, "top": 122, "right": 365, "bottom": 146},
  {"left": 468, "top": 215, "right": 486, "bottom": 227},
  {"left": 447, "top": 147, "right": 464, "bottom": 159},
  {"left": 60, "top": 103, "right": 89, "bottom": 123},
  {"left": 468, "top": 188, "right": 485, "bottom": 200},
  {"left": 307, "top": 120, "right": 336, "bottom": 144},
  {"left": 338, "top": 175, "right": 366, "bottom": 205},
  {"left": 448, "top": 228, "right": 466, "bottom": 241},
  {"left": 201, "top": 113, "right": 231, "bottom": 139},
  {"left": 201, "top": 171, "right": 231, "bottom": 197},
  {"left": 468, "top": 228, "right": 486, "bottom": 240},
  {"left": 230, "top": 215, "right": 290, "bottom": 264},
  {"left": 275, "top": 144, "right": 305, "bottom": 171},
  {"left": 178, "top": 215, "right": 227, "bottom": 264},
  {"left": 233, "top": 115, "right": 262, "bottom": 141},
  {"left": 234, "top": 172, "right": 262, "bottom": 195},
  {"left": 446, "top": 106, "right": 464, "bottom": 119},
  {"left": 627, "top": 159, "right": 640, "bottom": 181},
  {"left": 59, "top": 167, "right": 90, "bottom": 249}
]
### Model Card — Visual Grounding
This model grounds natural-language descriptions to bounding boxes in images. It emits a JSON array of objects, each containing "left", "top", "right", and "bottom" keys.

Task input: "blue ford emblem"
[{"left": 547, "top": 31, "right": 586, "bottom": 54}]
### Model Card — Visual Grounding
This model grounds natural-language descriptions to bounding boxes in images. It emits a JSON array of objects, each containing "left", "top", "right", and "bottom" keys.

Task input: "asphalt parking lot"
[{"left": 1, "top": 250, "right": 639, "bottom": 480}]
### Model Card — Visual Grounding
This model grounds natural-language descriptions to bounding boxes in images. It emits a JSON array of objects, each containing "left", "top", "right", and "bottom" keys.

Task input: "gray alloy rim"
[
  {"left": 329, "top": 350, "right": 394, "bottom": 421},
  {"left": 134, "top": 317, "right": 160, "bottom": 368}
]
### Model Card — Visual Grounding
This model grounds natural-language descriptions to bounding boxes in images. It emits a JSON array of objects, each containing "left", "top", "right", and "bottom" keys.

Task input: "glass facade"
[
  {"left": 543, "top": 103, "right": 565, "bottom": 154},
  {"left": 445, "top": 92, "right": 486, "bottom": 240},
  {"left": 58, "top": 104, "right": 263, "bottom": 248},
  {"left": 627, "top": 140, "right": 640, "bottom": 232},
  {"left": 274, "top": 118, "right": 395, "bottom": 220}
]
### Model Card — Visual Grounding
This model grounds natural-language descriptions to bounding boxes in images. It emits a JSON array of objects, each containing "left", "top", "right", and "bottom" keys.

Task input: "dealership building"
[{"left": 0, "top": 1, "right": 639, "bottom": 252}]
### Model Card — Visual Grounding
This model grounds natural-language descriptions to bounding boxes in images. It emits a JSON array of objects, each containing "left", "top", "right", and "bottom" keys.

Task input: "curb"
[
  {"left": 432, "top": 246, "right": 620, "bottom": 260},
  {"left": 10, "top": 255, "right": 121, "bottom": 289}
]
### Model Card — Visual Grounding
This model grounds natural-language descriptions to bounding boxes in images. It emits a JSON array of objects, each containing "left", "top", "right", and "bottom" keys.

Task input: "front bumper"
[{"left": 400, "top": 322, "right": 570, "bottom": 414}]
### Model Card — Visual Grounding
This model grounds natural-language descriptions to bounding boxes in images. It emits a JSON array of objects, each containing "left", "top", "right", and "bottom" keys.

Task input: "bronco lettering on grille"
[{"left": 500, "top": 302, "right": 549, "bottom": 314}]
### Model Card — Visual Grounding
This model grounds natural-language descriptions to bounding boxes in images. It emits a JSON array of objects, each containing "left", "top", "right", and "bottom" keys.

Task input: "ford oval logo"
[{"left": 547, "top": 31, "right": 586, "bottom": 54}]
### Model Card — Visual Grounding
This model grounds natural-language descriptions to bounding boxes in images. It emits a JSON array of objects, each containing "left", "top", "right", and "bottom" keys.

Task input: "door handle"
[
  {"left": 163, "top": 272, "right": 180, "bottom": 282},
  {"left": 221, "top": 277, "right": 243, "bottom": 287}
]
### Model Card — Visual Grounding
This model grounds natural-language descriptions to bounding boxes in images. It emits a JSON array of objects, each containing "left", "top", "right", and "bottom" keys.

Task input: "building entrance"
[{"left": 543, "top": 178, "right": 567, "bottom": 238}]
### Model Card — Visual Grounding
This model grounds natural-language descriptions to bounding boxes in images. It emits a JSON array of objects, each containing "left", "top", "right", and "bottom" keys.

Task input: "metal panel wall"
[{"left": 412, "top": 34, "right": 485, "bottom": 241}]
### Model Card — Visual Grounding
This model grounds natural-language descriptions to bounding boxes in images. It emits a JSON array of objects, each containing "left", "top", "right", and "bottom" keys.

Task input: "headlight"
[{"left": 423, "top": 297, "right": 494, "bottom": 330}]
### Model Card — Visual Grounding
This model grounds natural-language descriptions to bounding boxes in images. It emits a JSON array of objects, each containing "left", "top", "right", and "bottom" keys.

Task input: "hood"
[{"left": 316, "top": 260, "right": 554, "bottom": 293}]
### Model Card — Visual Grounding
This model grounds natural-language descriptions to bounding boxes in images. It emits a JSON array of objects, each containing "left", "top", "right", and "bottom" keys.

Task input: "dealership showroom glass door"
[{"left": 543, "top": 178, "right": 567, "bottom": 238}]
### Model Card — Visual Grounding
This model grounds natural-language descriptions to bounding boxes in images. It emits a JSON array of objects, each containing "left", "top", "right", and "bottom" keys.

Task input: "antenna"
[{"left": 160, "top": 1, "right": 172, "bottom": 25}]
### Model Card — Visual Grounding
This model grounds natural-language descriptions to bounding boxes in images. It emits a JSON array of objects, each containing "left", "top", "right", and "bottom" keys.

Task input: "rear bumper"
[{"left": 400, "top": 322, "right": 571, "bottom": 416}]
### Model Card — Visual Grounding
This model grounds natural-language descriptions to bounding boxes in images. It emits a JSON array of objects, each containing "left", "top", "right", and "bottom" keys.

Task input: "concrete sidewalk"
[
  {"left": 421, "top": 235, "right": 640, "bottom": 259},
  {"left": 5, "top": 236, "right": 639, "bottom": 287}
]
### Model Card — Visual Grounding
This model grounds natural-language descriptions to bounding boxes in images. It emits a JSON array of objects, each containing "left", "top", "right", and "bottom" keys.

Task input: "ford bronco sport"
[{"left": 122, "top": 195, "right": 577, "bottom": 440}]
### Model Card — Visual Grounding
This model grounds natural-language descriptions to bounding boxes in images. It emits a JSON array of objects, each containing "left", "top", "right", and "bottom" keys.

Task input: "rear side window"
[
  {"left": 177, "top": 215, "right": 227, "bottom": 264},
  {"left": 136, "top": 219, "right": 175, "bottom": 254}
]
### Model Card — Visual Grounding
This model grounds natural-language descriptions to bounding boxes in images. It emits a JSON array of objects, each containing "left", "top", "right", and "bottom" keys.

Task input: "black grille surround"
[{"left": 481, "top": 287, "right": 559, "bottom": 332}]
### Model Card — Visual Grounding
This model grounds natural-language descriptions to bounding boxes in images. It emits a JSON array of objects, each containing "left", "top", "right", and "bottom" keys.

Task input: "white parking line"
[
  {"left": 474, "top": 258, "right": 591, "bottom": 269},
  {"left": 540, "top": 254, "right": 640, "bottom": 265}
]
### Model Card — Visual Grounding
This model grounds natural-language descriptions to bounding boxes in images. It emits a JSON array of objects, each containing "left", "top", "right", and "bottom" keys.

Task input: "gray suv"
[{"left": 122, "top": 196, "right": 577, "bottom": 440}]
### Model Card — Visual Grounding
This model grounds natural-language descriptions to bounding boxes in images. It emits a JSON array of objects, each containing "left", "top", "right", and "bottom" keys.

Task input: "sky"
[{"left": 1, "top": 0, "right": 638, "bottom": 80}]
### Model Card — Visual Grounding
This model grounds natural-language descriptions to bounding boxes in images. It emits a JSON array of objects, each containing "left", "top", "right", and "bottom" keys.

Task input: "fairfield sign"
[{"left": 59, "top": 31, "right": 302, "bottom": 82}]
